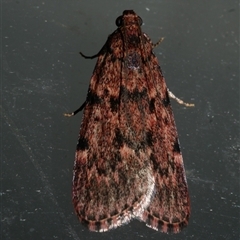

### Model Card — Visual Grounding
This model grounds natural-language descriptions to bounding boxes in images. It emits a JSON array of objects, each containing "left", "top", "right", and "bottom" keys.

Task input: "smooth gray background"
[{"left": 1, "top": 1, "right": 239, "bottom": 239}]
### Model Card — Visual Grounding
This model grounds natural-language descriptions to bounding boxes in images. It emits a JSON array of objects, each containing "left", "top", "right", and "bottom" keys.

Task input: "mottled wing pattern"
[
  {"left": 72, "top": 10, "right": 190, "bottom": 233},
  {"left": 138, "top": 33, "right": 190, "bottom": 233},
  {"left": 72, "top": 23, "right": 155, "bottom": 232}
]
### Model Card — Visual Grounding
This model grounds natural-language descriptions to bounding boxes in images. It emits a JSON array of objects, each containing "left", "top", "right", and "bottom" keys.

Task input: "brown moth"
[{"left": 65, "top": 10, "right": 191, "bottom": 233}]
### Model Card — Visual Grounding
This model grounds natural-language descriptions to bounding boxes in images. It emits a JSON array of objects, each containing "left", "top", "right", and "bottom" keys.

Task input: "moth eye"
[
  {"left": 138, "top": 17, "right": 143, "bottom": 26},
  {"left": 115, "top": 16, "right": 123, "bottom": 27}
]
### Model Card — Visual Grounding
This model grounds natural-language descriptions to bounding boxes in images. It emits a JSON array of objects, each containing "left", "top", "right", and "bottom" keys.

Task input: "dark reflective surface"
[{"left": 2, "top": 1, "right": 239, "bottom": 239}]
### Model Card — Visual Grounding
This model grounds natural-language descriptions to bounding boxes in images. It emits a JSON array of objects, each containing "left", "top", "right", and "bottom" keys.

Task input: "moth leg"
[
  {"left": 65, "top": 48, "right": 102, "bottom": 117},
  {"left": 65, "top": 49, "right": 98, "bottom": 117},
  {"left": 64, "top": 101, "right": 86, "bottom": 117},
  {"left": 79, "top": 52, "right": 99, "bottom": 59},
  {"left": 152, "top": 37, "right": 164, "bottom": 48},
  {"left": 80, "top": 40, "right": 108, "bottom": 59},
  {"left": 168, "top": 89, "right": 195, "bottom": 107}
]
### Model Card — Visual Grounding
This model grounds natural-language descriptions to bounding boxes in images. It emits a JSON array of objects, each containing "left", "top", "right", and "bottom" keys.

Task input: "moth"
[{"left": 65, "top": 10, "right": 191, "bottom": 233}]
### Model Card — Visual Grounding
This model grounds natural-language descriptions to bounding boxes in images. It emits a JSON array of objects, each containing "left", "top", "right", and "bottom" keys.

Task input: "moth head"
[{"left": 115, "top": 11, "right": 143, "bottom": 27}]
